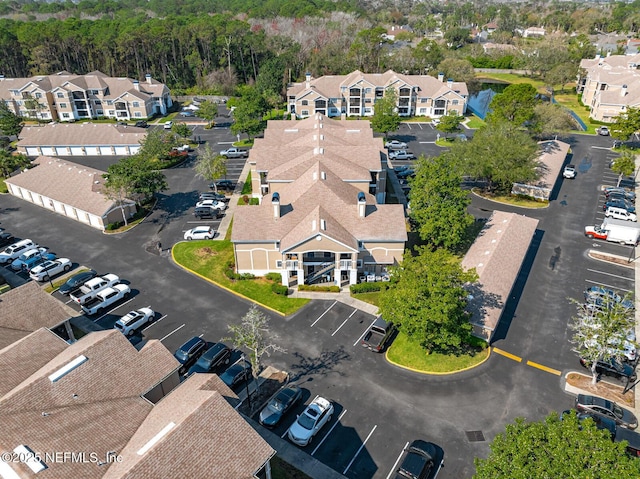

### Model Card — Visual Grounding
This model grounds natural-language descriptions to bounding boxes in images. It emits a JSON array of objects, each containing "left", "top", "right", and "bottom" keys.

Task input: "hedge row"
[
  {"left": 298, "top": 284, "right": 340, "bottom": 292},
  {"left": 350, "top": 281, "right": 390, "bottom": 294}
]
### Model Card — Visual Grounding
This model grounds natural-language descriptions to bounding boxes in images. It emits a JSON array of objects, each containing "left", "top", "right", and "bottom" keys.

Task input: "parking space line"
[
  {"left": 354, "top": 317, "right": 379, "bottom": 346},
  {"left": 332, "top": 309, "right": 357, "bottom": 336},
  {"left": 92, "top": 297, "right": 135, "bottom": 322},
  {"left": 386, "top": 442, "right": 410, "bottom": 479},
  {"left": 492, "top": 347, "right": 522, "bottom": 362},
  {"left": 160, "top": 324, "right": 185, "bottom": 342},
  {"left": 311, "top": 409, "right": 347, "bottom": 456},
  {"left": 526, "top": 360, "right": 561, "bottom": 376},
  {"left": 142, "top": 314, "right": 167, "bottom": 331},
  {"left": 310, "top": 301, "right": 337, "bottom": 327},
  {"left": 343, "top": 424, "right": 377, "bottom": 474},
  {"left": 584, "top": 279, "right": 632, "bottom": 292},
  {"left": 586, "top": 269, "right": 634, "bottom": 281}
]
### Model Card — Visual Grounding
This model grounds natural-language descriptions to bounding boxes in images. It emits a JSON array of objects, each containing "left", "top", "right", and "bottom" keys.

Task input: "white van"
[
  {"left": 0, "top": 239, "right": 37, "bottom": 264},
  {"left": 605, "top": 206, "right": 637, "bottom": 222}
]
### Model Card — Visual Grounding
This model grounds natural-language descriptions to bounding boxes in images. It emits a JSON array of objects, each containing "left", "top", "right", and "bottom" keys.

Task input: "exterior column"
[
  {"left": 297, "top": 267, "right": 304, "bottom": 285},
  {"left": 350, "top": 268, "right": 357, "bottom": 285},
  {"left": 334, "top": 268, "right": 341, "bottom": 286},
  {"left": 282, "top": 269, "right": 290, "bottom": 287}
]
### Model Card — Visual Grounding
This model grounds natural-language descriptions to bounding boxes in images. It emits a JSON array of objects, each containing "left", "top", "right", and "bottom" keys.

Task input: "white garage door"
[
  {"left": 70, "top": 147, "right": 84, "bottom": 156},
  {"left": 130, "top": 146, "right": 141, "bottom": 154},
  {"left": 99, "top": 146, "right": 113, "bottom": 155},
  {"left": 89, "top": 214, "right": 102, "bottom": 228},
  {"left": 114, "top": 146, "right": 128, "bottom": 155},
  {"left": 26, "top": 147, "right": 39, "bottom": 156},
  {"left": 55, "top": 147, "right": 69, "bottom": 156},
  {"left": 85, "top": 146, "right": 99, "bottom": 155},
  {"left": 42, "top": 147, "right": 55, "bottom": 156}
]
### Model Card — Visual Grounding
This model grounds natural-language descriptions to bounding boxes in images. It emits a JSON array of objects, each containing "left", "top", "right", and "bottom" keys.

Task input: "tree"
[
  {"left": 444, "top": 27, "right": 470, "bottom": 48},
  {"left": 486, "top": 83, "right": 538, "bottom": 126},
  {"left": 102, "top": 167, "right": 135, "bottom": 226},
  {"left": 409, "top": 155, "right": 474, "bottom": 250},
  {"left": 531, "top": 103, "right": 577, "bottom": 138},
  {"left": 370, "top": 89, "right": 401, "bottom": 138},
  {"left": 436, "top": 58, "right": 478, "bottom": 93},
  {"left": 570, "top": 292, "right": 636, "bottom": 385},
  {"left": 137, "top": 129, "right": 175, "bottom": 162},
  {"left": 194, "top": 144, "right": 227, "bottom": 193},
  {"left": 230, "top": 86, "right": 268, "bottom": 140},
  {"left": 197, "top": 100, "right": 219, "bottom": 129},
  {"left": 544, "top": 63, "right": 578, "bottom": 94},
  {"left": 0, "top": 150, "right": 29, "bottom": 178},
  {"left": 412, "top": 39, "right": 444, "bottom": 73},
  {"left": 437, "top": 111, "right": 464, "bottom": 136},
  {"left": 379, "top": 247, "right": 477, "bottom": 354},
  {"left": 226, "top": 304, "right": 285, "bottom": 381},
  {"left": 611, "top": 107, "right": 640, "bottom": 141},
  {"left": 474, "top": 413, "right": 640, "bottom": 478},
  {"left": 610, "top": 151, "right": 636, "bottom": 187},
  {"left": 171, "top": 122, "right": 191, "bottom": 139},
  {"left": 0, "top": 102, "right": 23, "bottom": 137}
]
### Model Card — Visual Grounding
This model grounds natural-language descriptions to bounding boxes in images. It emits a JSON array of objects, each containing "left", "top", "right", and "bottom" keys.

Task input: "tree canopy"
[
  {"left": 0, "top": 150, "right": 29, "bottom": 178},
  {"left": 194, "top": 144, "right": 227, "bottom": 192},
  {"left": 610, "top": 152, "right": 636, "bottom": 187},
  {"left": 612, "top": 107, "right": 640, "bottom": 141},
  {"left": 0, "top": 102, "right": 24, "bottom": 137},
  {"left": 370, "top": 88, "right": 401, "bottom": 138},
  {"left": 486, "top": 83, "right": 538, "bottom": 126},
  {"left": 230, "top": 86, "right": 269, "bottom": 139}
]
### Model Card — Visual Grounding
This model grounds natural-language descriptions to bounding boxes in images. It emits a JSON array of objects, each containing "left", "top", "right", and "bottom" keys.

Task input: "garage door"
[
  {"left": 55, "top": 147, "right": 69, "bottom": 156},
  {"left": 114, "top": 146, "right": 128, "bottom": 155},
  {"left": 99, "top": 146, "right": 113, "bottom": 155},
  {"left": 130, "top": 146, "right": 141, "bottom": 154},
  {"left": 42, "top": 147, "right": 55, "bottom": 156},
  {"left": 26, "top": 147, "right": 39, "bottom": 156},
  {"left": 70, "top": 147, "right": 84, "bottom": 156},
  {"left": 85, "top": 146, "right": 99, "bottom": 156},
  {"left": 89, "top": 214, "right": 103, "bottom": 229}
]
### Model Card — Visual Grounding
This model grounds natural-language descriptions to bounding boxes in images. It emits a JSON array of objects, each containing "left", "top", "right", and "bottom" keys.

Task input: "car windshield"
[
  {"left": 175, "top": 350, "right": 189, "bottom": 362},
  {"left": 270, "top": 398, "right": 285, "bottom": 412},
  {"left": 196, "top": 355, "right": 212, "bottom": 368},
  {"left": 612, "top": 404, "right": 624, "bottom": 419},
  {"left": 297, "top": 412, "right": 316, "bottom": 430}
]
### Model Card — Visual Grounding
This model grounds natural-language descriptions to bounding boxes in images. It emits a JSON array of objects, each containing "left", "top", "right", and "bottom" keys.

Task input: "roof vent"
[
  {"left": 321, "top": 171, "right": 326, "bottom": 180},
  {"left": 48, "top": 355, "right": 88, "bottom": 383},
  {"left": 321, "top": 219, "right": 326, "bottom": 230},
  {"left": 137, "top": 422, "right": 176, "bottom": 456}
]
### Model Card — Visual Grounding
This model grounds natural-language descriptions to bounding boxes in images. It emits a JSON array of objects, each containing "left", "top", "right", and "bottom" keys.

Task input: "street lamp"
[{"left": 241, "top": 353, "right": 251, "bottom": 408}]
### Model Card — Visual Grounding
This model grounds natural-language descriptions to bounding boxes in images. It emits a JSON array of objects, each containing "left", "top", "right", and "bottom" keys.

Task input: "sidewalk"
[{"left": 288, "top": 289, "right": 379, "bottom": 316}]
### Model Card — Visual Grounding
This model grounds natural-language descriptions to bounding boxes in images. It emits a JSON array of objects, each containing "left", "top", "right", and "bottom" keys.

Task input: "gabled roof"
[
  {"left": 6, "top": 157, "right": 133, "bottom": 217},
  {"left": 18, "top": 123, "right": 147, "bottom": 147},
  {"left": 0, "top": 281, "right": 77, "bottom": 351}
]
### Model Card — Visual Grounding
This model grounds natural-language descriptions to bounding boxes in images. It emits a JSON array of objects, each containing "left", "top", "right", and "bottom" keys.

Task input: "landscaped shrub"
[
  {"left": 271, "top": 283, "right": 289, "bottom": 295},
  {"left": 249, "top": 197, "right": 259, "bottom": 205},
  {"left": 265, "top": 272, "right": 282, "bottom": 282},
  {"left": 239, "top": 272, "right": 255, "bottom": 280},
  {"left": 298, "top": 284, "right": 340, "bottom": 292},
  {"left": 105, "top": 222, "right": 122, "bottom": 230},
  {"left": 350, "top": 282, "right": 389, "bottom": 294}
]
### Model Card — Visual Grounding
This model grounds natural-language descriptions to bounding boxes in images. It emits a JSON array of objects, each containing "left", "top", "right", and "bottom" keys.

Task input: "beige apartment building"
[
  {"left": 287, "top": 70, "right": 468, "bottom": 119},
  {"left": 232, "top": 115, "right": 406, "bottom": 287},
  {"left": 0, "top": 70, "right": 172, "bottom": 122},
  {"left": 577, "top": 53, "right": 640, "bottom": 122}
]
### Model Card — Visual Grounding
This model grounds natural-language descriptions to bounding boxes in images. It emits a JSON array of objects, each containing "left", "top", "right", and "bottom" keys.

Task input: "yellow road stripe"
[
  {"left": 492, "top": 347, "right": 522, "bottom": 362},
  {"left": 526, "top": 360, "right": 561, "bottom": 376}
]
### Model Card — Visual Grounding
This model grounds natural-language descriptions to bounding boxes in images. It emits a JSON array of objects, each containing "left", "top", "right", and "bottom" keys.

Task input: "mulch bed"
[{"left": 566, "top": 372, "right": 634, "bottom": 407}]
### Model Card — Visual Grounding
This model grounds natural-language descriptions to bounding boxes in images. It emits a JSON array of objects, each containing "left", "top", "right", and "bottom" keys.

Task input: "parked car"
[
  {"left": 196, "top": 199, "right": 226, "bottom": 211},
  {"left": 134, "top": 120, "right": 148, "bottom": 128},
  {"left": 575, "top": 394, "right": 638, "bottom": 429},
  {"left": 11, "top": 247, "right": 52, "bottom": 271},
  {"left": 605, "top": 206, "right": 637, "bottom": 222},
  {"left": 199, "top": 192, "right": 229, "bottom": 202},
  {"left": 603, "top": 198, "right": 635, "bottom": 213},
  {"left": 385, "top": 140, "right": 408, "bottom": 150},
  {"left": 180, "top": 111, "right": 195, "bottom": 117},
  {"left": 174, "top": 336, "right": 208, "bottom": 375},
  {"left": 563, "top": 164, "right": 577, "bottom": 179},
  {"left": 193, "top": 206, "right": 223, "bottom": 219},
  {"left": 579, "top": 357, "right": 637, "bottom": 383},
  {"left": 210, "top": 180, "right": 235, "bottom": 191},
  {"left": 389, "top": 150, "right": 416, "bottom": 161},
  {"left": 187, "top": 342, "right": 231, "bottom": 375},
  {"left": 219, "top": 359, "right": 252, "bottom": 388},
  {"left": 0, "top": 239, "right": 38, "bottom": 264},
  {"left": 597, "top": 126, "right": 610, "bottom": 136},
  {"left": 113, "top": 308, "right": 155, "bottom": 336},
  {"left": 259, "top": 385, "right": 303, "bottom": 428},
  {"left": 286, "top": 395, "right": 334, "bottom": 446},
  {"left": 184, "top": 226, "right": 215, "bottom": 240},
  {"left": 163, "top": 121, "right": 173, "bottom": 129},
  {"left": 58, "top": 269, "right": 98, "bottom": 295},
  {"left": 604, "top": 187, "right": 635, "bottom": 200},
  {"left": 396, "top": 168, "right": 415, "bottom": 179},
  {"left": 393, "top": 440, "right": 444, "bottom": 479},
  {"left": 584, "top": 286, "right": 634, "bottom": 309},
  {"left": 0, "top": 232, "right": 14, "bottom": 248},
  {"left": 29, "top": 258, "right": 72, "bottom": 282}
]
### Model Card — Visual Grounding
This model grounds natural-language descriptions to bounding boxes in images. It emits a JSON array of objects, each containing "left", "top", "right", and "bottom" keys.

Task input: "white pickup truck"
[
  {"left": 70, "top": 274, "right": 120, "bottom": 305},
  {"left": 219, "top": 147, "right": 249, "bottom": 158},
  {"left": 81, "top": 284, "right": 131, "bottom": 316}
]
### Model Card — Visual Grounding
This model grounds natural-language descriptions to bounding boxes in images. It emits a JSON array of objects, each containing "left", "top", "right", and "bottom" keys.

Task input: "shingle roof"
[
  {"left": 0, "top": 281, "right": 77, "bottom": 350},
  {"left": 6, "top": 157, "right": 131, "bottom": 217},
  {"left": 18, "top": 123, "right": 147, "bottom": 147},
  {"left": 462, "top": 211, "right": 539, "bottom": 338}
]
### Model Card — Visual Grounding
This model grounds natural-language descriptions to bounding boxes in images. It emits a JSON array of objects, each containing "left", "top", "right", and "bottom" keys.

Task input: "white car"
[
  {"left": 384, "top": 140, "right": 407, "bottom": 150},
  {"left": 0, "top": 239, "right": 38, "bottom": 264},
  {"left": 29, "top": 258, "right": 72, "bottom": 282},
  {"left": 389, "top": 150, "right": 416, "bottom": 160},
  {"left": 163, "top": 121, "right": 173, "bottom": 130},
  {"left": 114, "top": 307, "right": 155, "bottom": 336},
  {"left": 196, "top": 199, "right": 226, "bottom": 211},
  {"left": 184, "top": 226, "right": 215, "bottom": 240},
  {"left": 10, "top": 247, "right": 49, "bottom": 271},
  {"left": 563, "top": 164, "right": 577, "bottom": 179},
  {"left": 597, "top": 126, "right": 610, "bottom": 136},
  {"left": 287, "top": 395, "right": 334, "bottom": 446}
]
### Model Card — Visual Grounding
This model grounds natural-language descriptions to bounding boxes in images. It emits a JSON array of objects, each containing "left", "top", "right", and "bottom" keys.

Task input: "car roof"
[
  {"left": 192, "top": 226, "right": 211, "bottom": 232},
  {"left": 202, "top": 342, "right": 228, "bottom": 358},
  {"left": 179, "top": 336, "right": 204, "bottom": 351}
]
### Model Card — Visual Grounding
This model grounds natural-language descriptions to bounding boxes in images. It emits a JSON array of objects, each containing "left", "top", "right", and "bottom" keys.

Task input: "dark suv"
[
  {"left": 579, "top": 357, "right": 637, "bottom": 383},
  {"left": 174, "top": 336, "right": 207, "bottom": 374},
  {"left": 187, "top": 342, "right": 231, "bottom": 375},
  {"left": 394, "top": 440, "right": 443, "bottom": 479},
  {"left": 603, "top": 198, "right": 635, "bottom": 213}
]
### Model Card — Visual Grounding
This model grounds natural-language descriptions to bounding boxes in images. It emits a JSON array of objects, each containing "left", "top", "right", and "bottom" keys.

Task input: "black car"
[
  {"left": 603, "top": 198, "right": 635, "bottom": 213},
  {"left": 186, "top": 342, "right": 231, "bottom": 375},
  {"left": 0, "top": 232, "right": 15, "bottom": 248},
  {"left": 58, "top": 269, "right": 98, "bottom": 295},
  {"left": 579, "top": 357, "right": 637, "bottom": 382},
  {"left": 604, "top": 187, "right": 635, "bottom": 200},
  {"left": 575, "top": 394, "right": 638, "bottom": 429},
  {"left": 219, "top": 360, "right": 252, "bottom": 388},
  {"left": 134, "top": 120, "right": 148, "bottom": 128},
  {"left": 396, "top": 168, "right": 415, "bottom": 180},
  {"left": 210, "top": 180, "right": 235, "bottom": 191},
  {"left": 259, "top": 385, "right": 302, "bottom": 428},
  {"left": 174, "top": 336, "right": 207, "bottom": 375},
  {"left": 394, "top": 440, "right": 444, "bottom": 479}
]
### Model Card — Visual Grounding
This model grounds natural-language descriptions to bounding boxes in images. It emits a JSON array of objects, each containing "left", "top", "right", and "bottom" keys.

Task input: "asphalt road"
[{"left": 0, "top": 123, "right": 633, "bottom": 478}]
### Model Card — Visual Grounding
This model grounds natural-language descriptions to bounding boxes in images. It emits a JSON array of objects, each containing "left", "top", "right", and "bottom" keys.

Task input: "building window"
[
  {"left": 301, "top": 100, "right": 308, "bottom": 106},
  {"left": 132, "top": 101, "right": 140, "bottom": 107},
  {"left": 276, "top": 260, "right": 283, "bottom": 268},
  {"left": 357, "top": 259, "right": 363, "bottom": 268},
  {"left": 365, "top": 88, "right": 372, "bottom": 93},
  {"left": 358, "top": 241, "right": 364, "bottom": 250},
  {"left": 420, "top": 98, "right": 428, "bottom": 103},
  {"left": 106, "top": 100, "right": 113, "bottom": 105},
  {"left": 10, "top": 89, "right": 19, "bottom": 96},
  {"left": 59, "top": 103, "right": 67, "bottom": 108},
  {"left": 600, "top": 84, "right": 606, "bottom": 90},
  {"left": 62, "top": 113, "right": 70, "bottom": 118},
  {"left": 134, "top": 111, "right": 142, "bottom": 117},
  {"left": 35, "top": 93, "right": 42, "bottom": 99},
  {"left": 364, "top": 98, "right": 372, "bottom": 103},
  {"left": 56, "top": 92, "right": 65, "bottom": 98},
  {"left": 96, "top": 110, "right": 104, "bottom": 115},
  {"left": 301, "top": 110, "right": 309, "bottom": 116},
  {"left": 340, "top": 86, "right": 347, "bottom": 93},
  {"left": 89, "top": 89, "right": 99, "bottom": 95},
  {"left": 419, "top": 108, "right": 427, "bottom": 114},
  {"left": 452, "top": 100, "right": 459, "bottom": 105}
]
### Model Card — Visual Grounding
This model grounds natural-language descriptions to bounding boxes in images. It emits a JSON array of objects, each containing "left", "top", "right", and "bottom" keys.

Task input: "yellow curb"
[
  {"left": 493, "top": 347, "right": 522, "bottom": 362},
  {"left": 470, "top": 188, "right": 549, "bottom": 210},
  {"left": 170, "top": 244, "right": 286, "bottom": 317},
  {"left": 384, "top": 345, "right": 491, "bottom": 375},
  {"left": 526, "top": 360, "right": 561, "bottom": 376}
]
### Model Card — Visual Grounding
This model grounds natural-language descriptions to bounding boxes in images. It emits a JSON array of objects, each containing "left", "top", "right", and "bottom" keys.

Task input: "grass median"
[{"left": 172, "top": 239, "right": 309, "bottom": 315}]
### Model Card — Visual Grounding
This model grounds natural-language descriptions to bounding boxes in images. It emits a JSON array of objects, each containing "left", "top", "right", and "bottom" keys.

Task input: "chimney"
[
  {"left": 621, "top": 84, "right": 628, "bottom": 97},
  {"left": 305, "top": 72, "right": 311, "bottom": 89},
  {"left": 272, "top": 192, "right": 280, "bottom": 219},
  {"left": 438, "top": 72, "right": 444, "bottom": 82},
  {"left": 447, "top": 78, "right": 453, "bottom": 88},
  {"left": 145, "top": 73, "right": 152, "bottom": 84},
  {"left": 357, "top": 192, "right": 366, "bottom": 218},
  {"left": 133, "top": 80, "right": 140, "bottom": 91}
]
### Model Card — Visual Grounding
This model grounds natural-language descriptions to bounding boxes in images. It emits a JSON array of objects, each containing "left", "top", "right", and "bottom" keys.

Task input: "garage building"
[{"left": 17, "top": 123, "right": 147, "bottom": 157}]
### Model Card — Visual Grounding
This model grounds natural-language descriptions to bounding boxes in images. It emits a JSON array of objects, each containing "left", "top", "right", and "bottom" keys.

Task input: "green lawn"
[
  {"left": 172, "top": 240, "right": 309, "bottom": 315},
  {"left": 465, "top": 115, "right": 485, "bottom": 129},
  {"left": 0, "top": 177, "right": 7, "bottom": 194},
  {"left": 351, "top": 291, "right": 382, "bottom": 307},
  {"left": 241, "top": 172, "right": 252, "bottom": 195},
  {"left": 387, "top": 331, "right": 489, "bottom": 373},
  {"left": 472, "top": 188, "right": 549, "bottom": 208}
]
